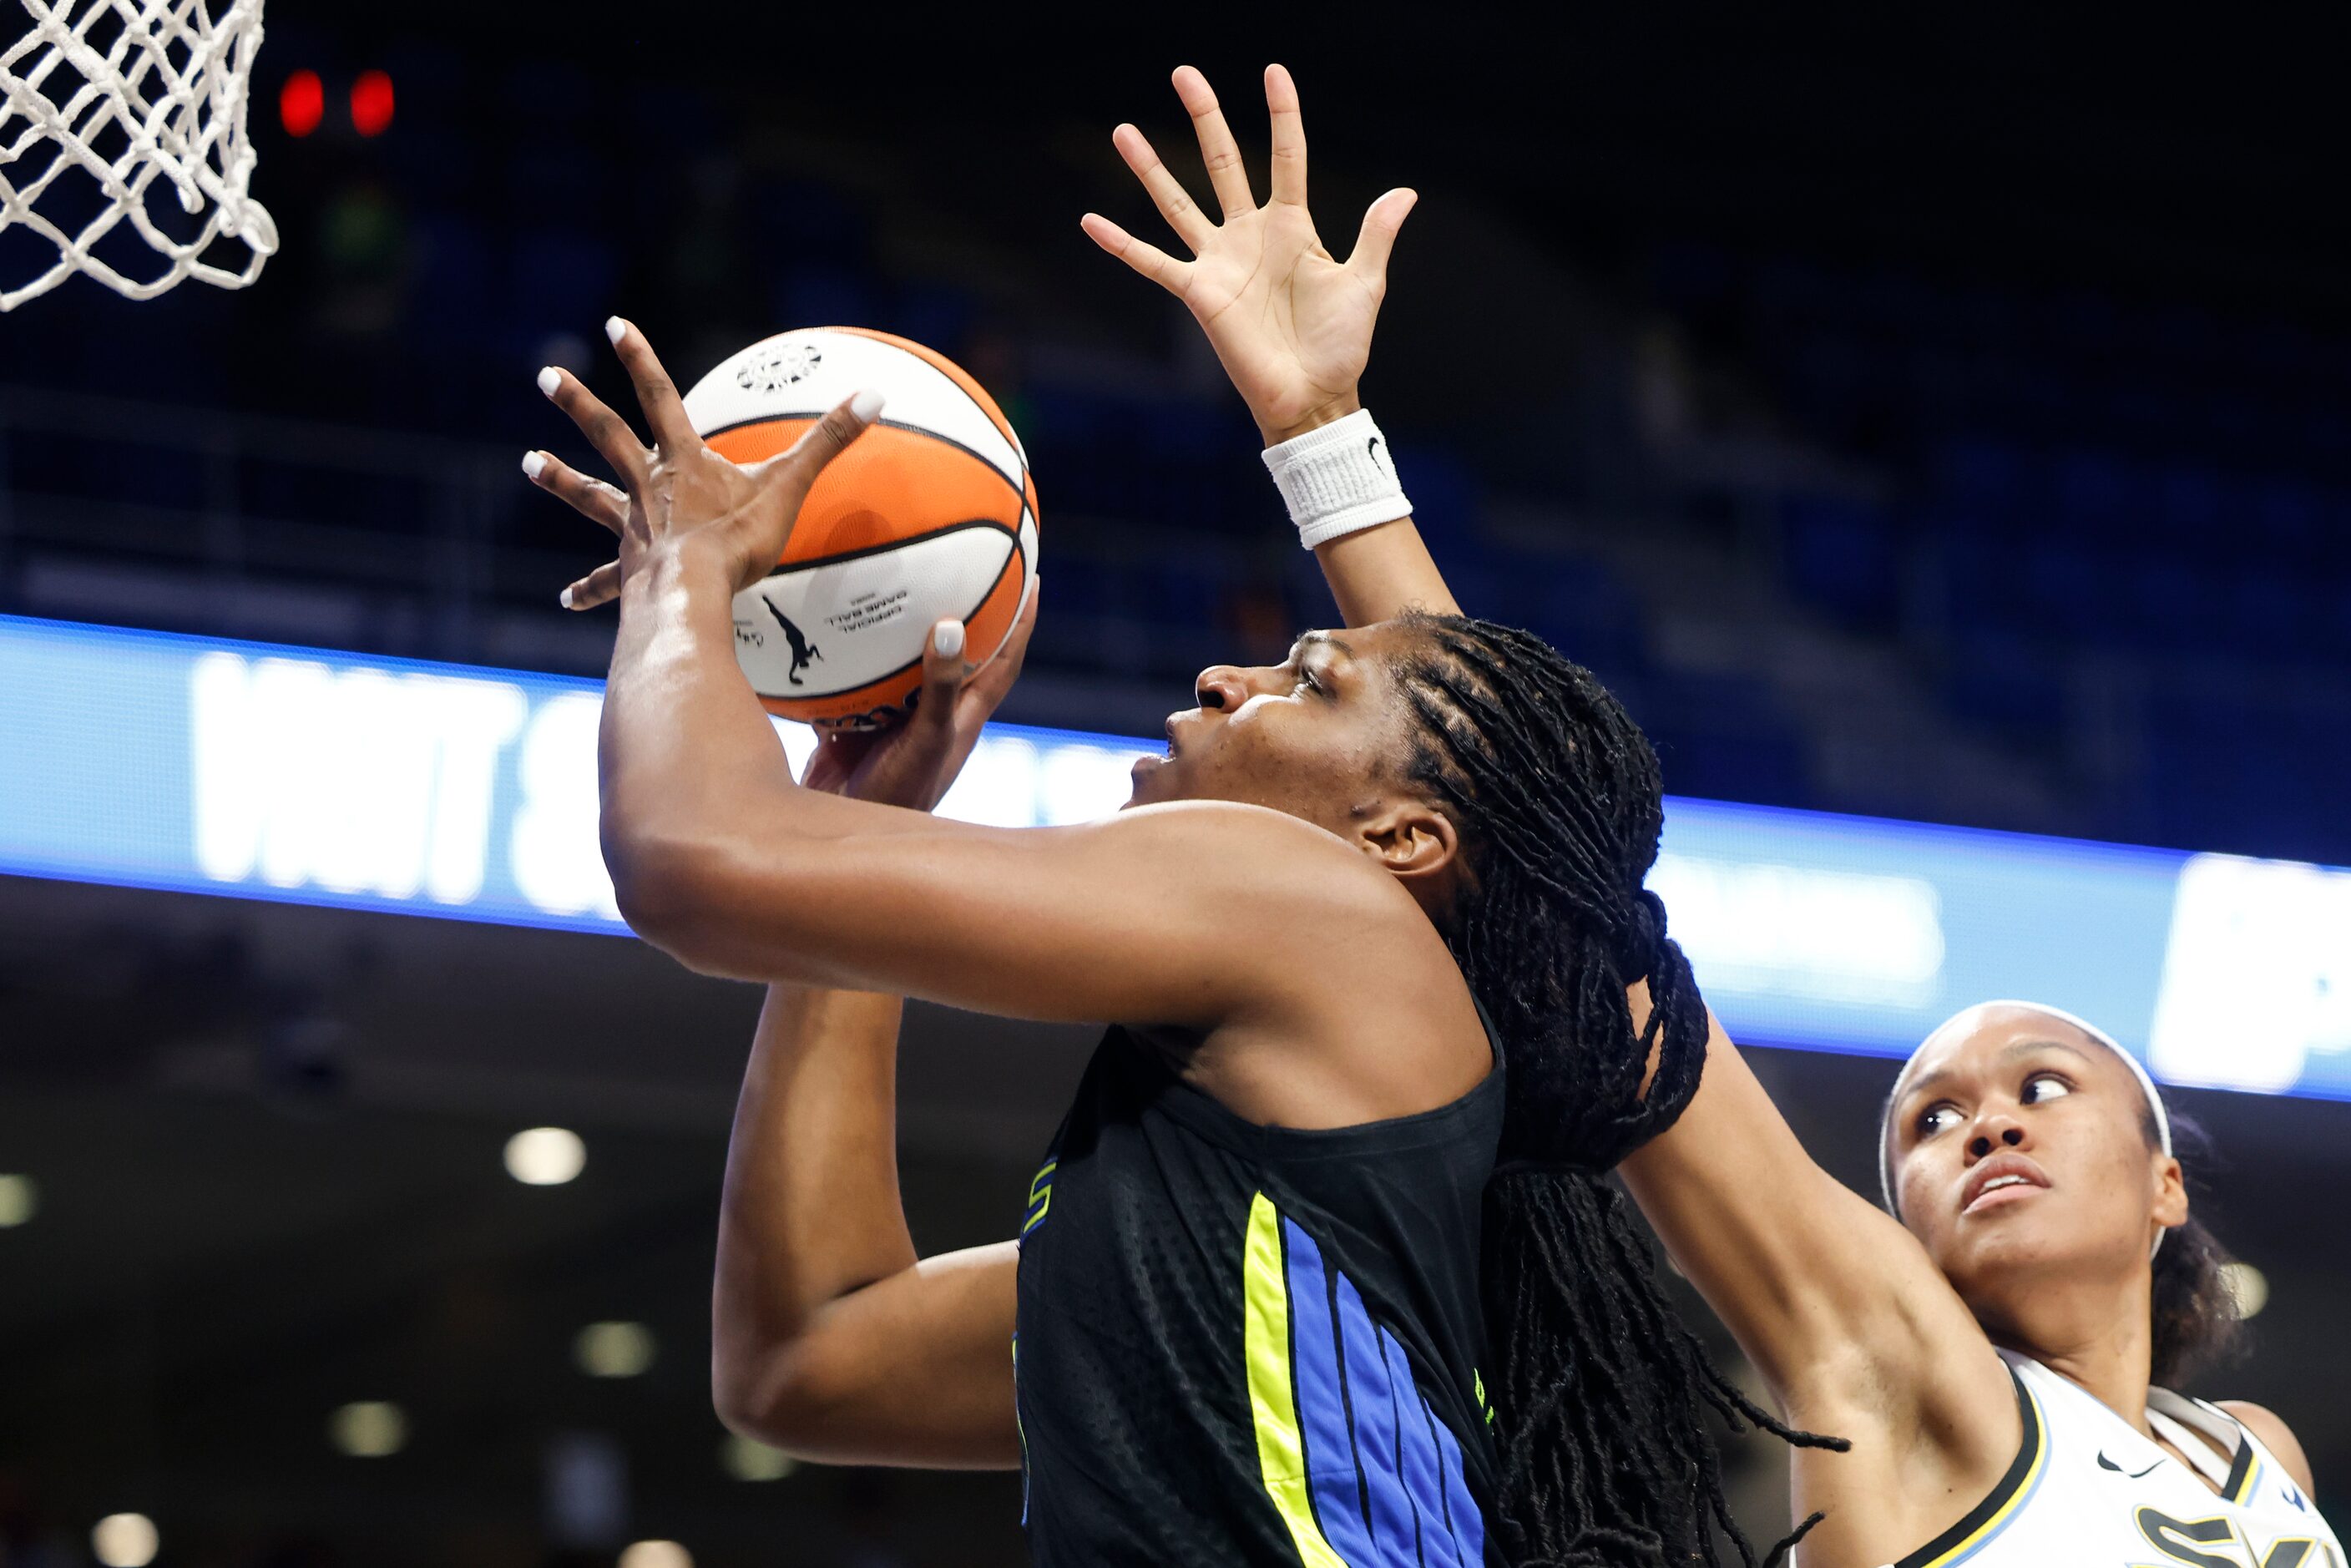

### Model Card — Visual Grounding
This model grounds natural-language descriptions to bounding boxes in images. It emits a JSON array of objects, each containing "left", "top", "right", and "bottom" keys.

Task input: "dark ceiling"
[{"left": 291, "top": 2, "right": 2351, "bottom": 319}]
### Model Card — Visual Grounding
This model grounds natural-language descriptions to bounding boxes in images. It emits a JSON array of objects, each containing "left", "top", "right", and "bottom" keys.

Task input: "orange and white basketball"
[{"left": 682, "top": 327, "right": 1039, "bottom": 730}]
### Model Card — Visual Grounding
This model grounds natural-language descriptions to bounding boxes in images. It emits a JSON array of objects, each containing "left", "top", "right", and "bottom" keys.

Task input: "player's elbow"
[
  {"left": 710, "top": 1340, "right": 857, "bottom": 1460},
  {"left": 603, "top": 826, "right": 731, "bottom": 968},
  {"left": 608, "top": 826, "right": 833, "bottom": 982},
  {"left": 710, "top": 1357, "right": 790, "bottom": 1449}
]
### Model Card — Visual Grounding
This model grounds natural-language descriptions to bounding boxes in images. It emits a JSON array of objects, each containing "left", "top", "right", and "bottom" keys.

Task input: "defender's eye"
[{"left": 2021, "top": 1073, "right": 2073, "bottom": 1105}]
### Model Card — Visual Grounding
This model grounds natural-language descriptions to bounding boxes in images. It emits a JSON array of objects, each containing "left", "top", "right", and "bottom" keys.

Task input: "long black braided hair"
[{"left": 1386, "top": 611, "right": 1848, "bottom": 1567}]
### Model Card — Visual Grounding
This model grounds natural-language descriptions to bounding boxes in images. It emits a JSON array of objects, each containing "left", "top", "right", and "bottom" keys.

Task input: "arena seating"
[
  {"left": 3, "top": 53, "right": 2341, "bottom": 865},
  {"left": 1658, "top": 245, "right": 2351, "bottom": 862}
]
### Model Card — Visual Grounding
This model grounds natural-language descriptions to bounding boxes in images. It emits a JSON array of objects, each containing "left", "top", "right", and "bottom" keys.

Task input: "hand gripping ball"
[{"left": 682, "top": 327, "right": 1039, "bottom": 730}]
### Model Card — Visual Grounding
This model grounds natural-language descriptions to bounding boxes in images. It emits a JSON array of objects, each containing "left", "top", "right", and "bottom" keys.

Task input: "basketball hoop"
[{"left": 1, "top": 0, "right": 277, "bottom": 311}]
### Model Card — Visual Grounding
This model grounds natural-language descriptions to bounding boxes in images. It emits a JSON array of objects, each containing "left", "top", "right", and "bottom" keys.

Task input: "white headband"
[{"left": 1878, "top": 1000, "right": 2173, "bottom": 1250}]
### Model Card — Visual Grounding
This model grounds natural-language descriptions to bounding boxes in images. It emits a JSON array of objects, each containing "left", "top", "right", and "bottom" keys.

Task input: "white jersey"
[{"left": 1868, "top": 1352, "right": 2342, "bottom": 1568}]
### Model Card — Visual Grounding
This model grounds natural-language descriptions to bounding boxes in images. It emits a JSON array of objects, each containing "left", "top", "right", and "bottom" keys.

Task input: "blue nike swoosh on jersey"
[
  {"left": 2098, "top": 1451, "right": 2161, "bottom": 1479},
  {"left": 2284, "top": 1484, "right": 2308, "bottom": 1511}
]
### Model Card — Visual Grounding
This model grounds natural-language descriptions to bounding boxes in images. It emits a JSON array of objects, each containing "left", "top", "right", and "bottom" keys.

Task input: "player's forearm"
[
  {"left": 1312, "top": 521, "right": 1460, "bottom": 627},
  {"left": 711, "top": 984, "right": 919, "bottom": 1426},
  {"left": 597, "top": 538, "right": 870, "bottom": 953},
  {"left": 599, "top": 536, "right": 788, "bottom": 895},
  {"left": 1619, "top": 1011, "right": 1964, "bottom": 1417}
]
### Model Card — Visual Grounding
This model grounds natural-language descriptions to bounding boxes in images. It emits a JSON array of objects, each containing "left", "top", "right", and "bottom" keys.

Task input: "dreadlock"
[{"left": 1388, "top": 611, "right": 1848, "bottom": 1568}]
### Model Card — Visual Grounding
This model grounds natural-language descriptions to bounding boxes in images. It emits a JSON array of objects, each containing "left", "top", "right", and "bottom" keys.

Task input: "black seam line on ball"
[
  {"left": 766, "top": 529, "right": 1031, "bottom": 704},
  {"left": 832, "top": 328, "right": 1029, "bottom": 477},
  {"left": 702, "top": 411, "right": 1027, "bottom": 506},
  {"left": 761, "top": 516, "right": 1019, "bottom": 578}
]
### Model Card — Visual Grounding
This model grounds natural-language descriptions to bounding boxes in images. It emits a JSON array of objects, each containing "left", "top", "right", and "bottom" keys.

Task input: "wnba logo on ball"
[
  {"left": 761, "top": 602, "right": 823, "bottom": 686},
  {"left": 735, "top": 343, "right": 822, "bottom": 394}
]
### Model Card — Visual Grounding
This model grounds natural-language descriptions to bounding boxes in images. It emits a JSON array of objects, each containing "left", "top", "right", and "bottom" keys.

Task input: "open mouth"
[
  {"left": 1155, "top": 710, "right": 1205, "bottom": 762},
  {"left": 1960, "top": 1154, "right": 2051, "bottom": 1216},
  {"left": 1130, "top": 724, "right": 1178, "bottom": 787}
]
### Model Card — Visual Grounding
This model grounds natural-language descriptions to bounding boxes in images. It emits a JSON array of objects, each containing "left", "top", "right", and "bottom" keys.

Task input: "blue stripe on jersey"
[
  {"left": 1433, "top": 1397, "right": 1484, "bottom": 1565},
  {"left": 1333, "top": 1267, "right": 1422, "bottom": 1566},
  {"left": 1261, "top": 1206, "right": 1490, "bottom": 1568},
  {"left": 1282, "top": 1219, "right": 1384, "bottom": 1568},
  {"left": 1382, "top": 1328, "right": 1459, "bottom": 1568},
  {"left": 1410, "top": 1394, "right": 1466, "bottom": 1568}
]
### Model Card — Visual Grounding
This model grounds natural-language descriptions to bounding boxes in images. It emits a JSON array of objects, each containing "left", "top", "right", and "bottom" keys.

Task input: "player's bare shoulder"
[{"left": 2216, "top": 1400, "right": 2318, "bottom": 1497}]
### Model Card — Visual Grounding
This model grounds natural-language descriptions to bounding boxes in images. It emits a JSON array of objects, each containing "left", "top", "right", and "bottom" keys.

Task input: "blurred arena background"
[{"left": 4, "top": 5, "right": 2349, "bottom": 1565}]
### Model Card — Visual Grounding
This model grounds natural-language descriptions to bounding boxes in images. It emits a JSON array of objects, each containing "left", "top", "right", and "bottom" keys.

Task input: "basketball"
[{"left": 680, "top": 326, "right": 1039, "bottom": 730}]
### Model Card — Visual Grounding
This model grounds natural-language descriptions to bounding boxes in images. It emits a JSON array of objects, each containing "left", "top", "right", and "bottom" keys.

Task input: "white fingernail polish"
[
  {"left": 933, "top": 621, "right": 965, "bottom": 659},
  {"left": 559, "top": 586, "right": 574, "bottom": 609},
  {"left": 850, "top": 389, "right": 886, "bottom": 423},
  {"left": 521, "top": 450, "right": 545, "bottom": 480},
  {"left": 604, "top": 316, "right": 625, "bottom": 346},
  {"left": 537, "top": 367, "right": 562, "bottom": 397}
]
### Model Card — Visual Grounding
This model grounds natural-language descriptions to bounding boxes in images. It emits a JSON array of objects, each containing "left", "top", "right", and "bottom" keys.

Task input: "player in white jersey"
[
  {"left": 1082, "top": 62, "right": 2340, "bottom": 1565},
  {"left": 1847, "top": 1004, "right": 2342, "bottom": 1568},
  {"left": 1931, "top": 1345, "right": 2336, "bottom": 1568}
]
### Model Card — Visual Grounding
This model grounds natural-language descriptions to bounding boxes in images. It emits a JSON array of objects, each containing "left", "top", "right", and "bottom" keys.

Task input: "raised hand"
[
  {"left": 523, "top": 316, "right": 880, "bottom": 603},
  {"left": 1081, "top": 64, "right": 1415, "bottom": 445}
]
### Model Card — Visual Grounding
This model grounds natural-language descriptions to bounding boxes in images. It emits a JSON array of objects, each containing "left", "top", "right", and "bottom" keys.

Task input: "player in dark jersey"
[
  {"left": 527, "top": 308, "right": 1830, "bottom": 1563},
  {"left": 1082, "top": 62, "right": 2330, "bottom": 1568}
]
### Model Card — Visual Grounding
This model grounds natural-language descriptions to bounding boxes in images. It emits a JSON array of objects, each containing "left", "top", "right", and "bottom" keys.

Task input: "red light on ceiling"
[
  {"left": 280, "top": 69, "right": 323, "bottom": 138},
  {"left": 350, "top": 69, "right": 394, "bottom": 138}
]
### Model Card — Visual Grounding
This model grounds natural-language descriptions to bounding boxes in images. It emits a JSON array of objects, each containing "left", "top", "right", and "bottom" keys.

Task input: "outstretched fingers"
[
  {"left": 763, "top": 390, "right": 886, "bottom": 491},
  {"left": 602, "top": 316, "right": 701, "bottom": 453},
  {"left": 1170, "top": 65, "right": 1255, "bottom": 219},
  {"left": 560, "top": 559, "right": 621, "bottom": 611},
  {"left": 1263, "top": 63, "right": 1307, "bottom": 209},
  {"left": 1110, "top": 123, "right": 1215, "bottom": 251},
  {"left": 522, "top": 449, "right": 629, "bottom": 536},
  {"left": 1347, "top": 187, "right": 1418, "bottom": 293},
  {"left": 1079, "top": 213, "right": 1189, "bottom": 296},
  {"left": 538, "top": 365, "right": 649, "bottom": 488}
]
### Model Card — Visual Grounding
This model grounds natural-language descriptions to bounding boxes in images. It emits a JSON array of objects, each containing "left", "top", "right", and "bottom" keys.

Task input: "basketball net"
[{"left": 1, "top": 0, "right": 276, "bottom": 311}]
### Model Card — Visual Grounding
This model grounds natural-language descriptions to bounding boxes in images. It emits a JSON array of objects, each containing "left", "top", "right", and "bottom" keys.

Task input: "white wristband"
[{"left": 1261, "top": 408, "right": 1413, "bottom": 550}]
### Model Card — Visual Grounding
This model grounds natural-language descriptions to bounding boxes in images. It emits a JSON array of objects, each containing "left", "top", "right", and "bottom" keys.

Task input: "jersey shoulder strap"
[
  {"left": 1887, "top": 1361, "right": 2051, "bottom": 1568},
  {"left": 2146, "top": 1389, "right": 2241, "bottom": 1492}
]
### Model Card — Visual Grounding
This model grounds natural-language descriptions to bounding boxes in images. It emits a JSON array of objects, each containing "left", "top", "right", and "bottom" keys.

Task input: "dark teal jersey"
[{"left": 1013, "top": 1023, "right": 1507, "bottom": 1567}]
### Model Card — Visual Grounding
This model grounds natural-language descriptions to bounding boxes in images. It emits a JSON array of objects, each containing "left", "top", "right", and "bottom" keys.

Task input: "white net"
[{"left": 0, "top": 0, "right": 276, "bottom": 311}]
